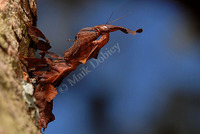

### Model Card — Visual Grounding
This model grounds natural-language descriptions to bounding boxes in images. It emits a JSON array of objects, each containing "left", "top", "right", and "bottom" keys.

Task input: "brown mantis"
[
  {"left": 64, "top": 23, "right": 143, "bottom": 65},
  {"left": 19, "top": 13, "right": 143, "bottom": 130}
]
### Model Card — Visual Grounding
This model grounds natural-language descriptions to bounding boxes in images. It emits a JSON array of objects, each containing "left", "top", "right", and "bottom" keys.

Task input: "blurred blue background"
[{"left": 37, "top": 0, "right": 200, "bottom": 134}]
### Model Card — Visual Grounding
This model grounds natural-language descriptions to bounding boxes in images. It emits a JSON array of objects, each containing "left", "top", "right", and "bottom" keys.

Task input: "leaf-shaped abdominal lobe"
[{"left": 44, "top": 84, "right": 57, "bottom": 102}]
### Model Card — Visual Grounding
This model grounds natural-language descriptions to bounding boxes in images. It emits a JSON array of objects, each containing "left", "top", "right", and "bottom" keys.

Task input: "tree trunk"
[{"left": 0, "top": 0, "right": 41, "bottom": 133}]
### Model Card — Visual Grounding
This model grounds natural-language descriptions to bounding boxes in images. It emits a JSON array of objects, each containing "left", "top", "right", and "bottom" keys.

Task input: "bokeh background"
[{"left": 37, "top": 0, "right": 200, "bottom": 134}]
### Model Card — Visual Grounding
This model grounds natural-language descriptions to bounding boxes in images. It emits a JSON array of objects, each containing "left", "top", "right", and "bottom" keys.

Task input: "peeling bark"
[{"left": 0, "top": 0, "right": 41, "bottom": 134}]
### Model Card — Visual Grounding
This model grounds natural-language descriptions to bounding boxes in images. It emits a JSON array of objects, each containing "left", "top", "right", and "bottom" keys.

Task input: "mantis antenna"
[
  {"left": 105, "top": 12, "right": 114, "bottom": 24},
  {"left": 108, "top": 12, "right": 132, "bottom": 25}
]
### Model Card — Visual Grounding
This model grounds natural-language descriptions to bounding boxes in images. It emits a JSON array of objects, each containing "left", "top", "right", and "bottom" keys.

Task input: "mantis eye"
[
  {"left": 103, "top": 26, "right": 108, "bottom": 29},
  {"left": 102, "top": 25, "right": 109, "bottom": 31}
]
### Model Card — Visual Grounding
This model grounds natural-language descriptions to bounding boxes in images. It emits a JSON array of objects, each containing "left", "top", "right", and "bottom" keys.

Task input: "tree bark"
[{"left": 0, "top": 0, "right": 41, "bottom": 133}]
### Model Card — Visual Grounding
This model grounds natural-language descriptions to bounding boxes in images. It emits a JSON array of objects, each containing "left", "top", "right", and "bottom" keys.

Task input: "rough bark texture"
[{"left": 0, "top": 0, "right": 41, "bottom": 134}]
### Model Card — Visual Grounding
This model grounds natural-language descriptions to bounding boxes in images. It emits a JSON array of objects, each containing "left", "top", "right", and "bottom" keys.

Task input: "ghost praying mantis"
[{"left": 19, "top": 13, "right": 143, "bottom": 130}]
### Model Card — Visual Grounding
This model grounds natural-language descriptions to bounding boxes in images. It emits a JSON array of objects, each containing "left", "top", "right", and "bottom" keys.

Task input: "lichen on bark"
[{"left": 0, "top": 0, "right": 41, "bottom": 134}]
